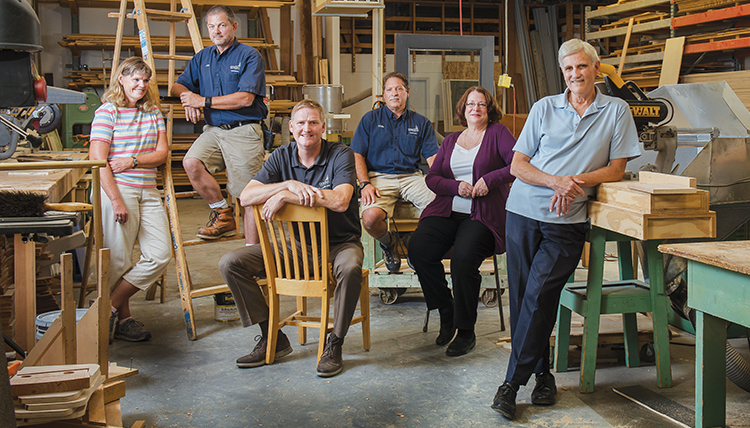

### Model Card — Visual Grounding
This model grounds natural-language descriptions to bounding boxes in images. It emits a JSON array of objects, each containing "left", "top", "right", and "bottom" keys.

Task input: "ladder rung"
[
  {"left": 144, "top": 9, "right": 194, "bottom": 21},
  {"left": 190, "top": 284, "right": 230, "bottom": 298},
  {"left": 182, "top": 234, "right": 245, "bottom": 246},
  {"left": 153, "top": 54, "right": 194, "bottom": 61}
]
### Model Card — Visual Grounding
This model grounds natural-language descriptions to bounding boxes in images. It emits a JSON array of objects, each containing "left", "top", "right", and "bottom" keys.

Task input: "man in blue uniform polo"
[
  {"left": 171, "top": 4, "right": 267, "bottom": 244},
  {"left": 351, "top": 71, "right": 439, "bottom": 272}
]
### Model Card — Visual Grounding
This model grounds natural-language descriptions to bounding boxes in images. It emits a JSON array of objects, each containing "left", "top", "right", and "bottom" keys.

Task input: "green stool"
[{"left": 554, "top": 226, "right": 672, "bottom": 393}]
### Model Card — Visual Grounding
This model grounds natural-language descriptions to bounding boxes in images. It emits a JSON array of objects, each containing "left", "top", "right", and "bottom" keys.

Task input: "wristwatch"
[
  {"left": 132, "top": 156, "right": 139, "bottom": 168},
  {"left": 359, "top": 181, "right": 370, "bottom": 192},
  {"left": 204, "top": 96, "right": 212, "bottom": 108}
]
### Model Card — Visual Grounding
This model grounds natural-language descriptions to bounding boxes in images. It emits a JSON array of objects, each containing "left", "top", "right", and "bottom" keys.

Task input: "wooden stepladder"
[{"left": 110, "top": 0, "right": 244, "bottom": 340}]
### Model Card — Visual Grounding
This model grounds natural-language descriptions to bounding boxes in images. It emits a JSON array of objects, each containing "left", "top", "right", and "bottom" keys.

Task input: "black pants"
[
  {"left": 408, "top": 213, "right": 496, "bottom": 331},
  {"left": 504, "top": 212, "right": 587, "bottom": 386}
]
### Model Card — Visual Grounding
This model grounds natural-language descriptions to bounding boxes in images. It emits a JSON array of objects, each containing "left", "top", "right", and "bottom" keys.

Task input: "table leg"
[
  {"left": 14, "top": 234, "right": 36, "bottom": 353},
  {"left": 695, "top": 310, "right": 727, "bottom": 428}
]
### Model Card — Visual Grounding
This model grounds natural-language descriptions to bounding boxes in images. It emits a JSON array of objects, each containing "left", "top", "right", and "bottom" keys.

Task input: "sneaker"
[
  {"left": 531, "top": 372, "right": 557, "bottom": 405},
  {"left": 491, "top": 381, "right": 517, "bottom": 420},
  {"left": 108, "top": 311, "right": 118, "bottom": 345},
  {"left": 197, "top": 207, "right": 237, "bottom": 239},
  {"left": 114, "top": 318, "right": 151, "bottom": 342},
  {"left": 380, "top": 230, "right": 401, "bottom": 272},
  {"left": 316, "top": 333, "right": 344, "bottom": 377},
  {"left": 236, "top": 333, "right": 292, "bottom": 368}
]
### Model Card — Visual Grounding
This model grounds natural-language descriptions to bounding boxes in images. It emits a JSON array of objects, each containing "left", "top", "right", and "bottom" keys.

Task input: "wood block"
[
  {"left": 11, "top": 368, "right": 90, "bottom": 396},
  {"left": 588, "top": 201, "right": 716, "bottom": 240},
  {"left": 18, "top": 373, "right": 104, "bottom": 411},
  {"left": 638, "top": 171, "right": 696, "bottom": 188},
  {"left": 597, "top": 181, "right": 709, "bottom": 213},
  {"left": 627, "top": 182, "right": 697, "bottom": 194},
  {"left": 104, "top": 400, "right": 123, "bottom": 427},
  {"left": 102, "top": 380, "right": 126, "bottom": 404},
  {"left": 15, "top": 364, "right": 100, "bottom": 402}
]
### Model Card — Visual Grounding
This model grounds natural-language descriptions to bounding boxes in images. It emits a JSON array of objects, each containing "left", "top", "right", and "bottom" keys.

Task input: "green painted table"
[{"left": 659, "top": 241, "right": 750, "bottom": 428}]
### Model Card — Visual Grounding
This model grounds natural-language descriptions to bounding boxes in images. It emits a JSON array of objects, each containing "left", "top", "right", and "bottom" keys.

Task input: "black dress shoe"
[
  {"left": 436, "top": 324, "right": 456, "bottom": 346},
  {"left": 446, "top": 333, "right": 475, "bottom": 356},
  {"left": 491, "top": 381, "right": 517, "bottom": 420},
  {"left": 531, "top": 372, "right": 557, "bottom": 405}
]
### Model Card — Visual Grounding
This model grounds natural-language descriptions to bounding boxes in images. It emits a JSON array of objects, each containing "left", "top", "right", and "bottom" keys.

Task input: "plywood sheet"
[
  {"left": 658, "top": 36, "right": 685, "bottom": 87},
  {"left": 627, "top": 182, "right": 697, "bottom": 194},
  {"left": 638, "top": 171, "right": 696, "bottom": 187}
]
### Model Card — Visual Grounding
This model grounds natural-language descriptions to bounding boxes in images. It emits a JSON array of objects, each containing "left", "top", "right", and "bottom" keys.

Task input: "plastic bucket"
[{"left": 35, "top": 308, "right": 88, "bottom": 340}]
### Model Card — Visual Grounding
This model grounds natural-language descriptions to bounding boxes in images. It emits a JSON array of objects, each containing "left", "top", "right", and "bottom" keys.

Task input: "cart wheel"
[
  {"left": 481, "top": 288, "right": 499, "bottom": 307},
  {"left": 640, "top": 342, "right": 656, "bottom": 363},
  {"left": 379, "top": 288, "right": 399, "bottom": 305}
]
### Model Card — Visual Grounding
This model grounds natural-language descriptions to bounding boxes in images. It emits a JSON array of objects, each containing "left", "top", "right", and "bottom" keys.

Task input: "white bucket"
[
  {"left": 35, "top": 309, "right": 88, "bottom": 340},
  {"left": 214, "top": 292, "right": 239, "bottom": 322}
]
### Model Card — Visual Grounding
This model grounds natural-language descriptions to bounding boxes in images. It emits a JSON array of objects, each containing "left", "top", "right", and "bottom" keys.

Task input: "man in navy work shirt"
[
  {"left": 351, "top": 71, "right": 439, "bottom": 272},
  {"left": 219, "top": 99, "right": 363, "bottom": 378},
  {"left": 171, "top": 4, "right": 267, "bottom": 244},
  {"left": 491, "top": 39, "right": 641, "bottom": 420}
]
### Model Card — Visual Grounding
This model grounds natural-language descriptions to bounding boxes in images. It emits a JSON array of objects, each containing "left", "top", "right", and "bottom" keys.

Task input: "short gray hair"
[
  {"left": 558, "top": 39, "right": 599, "bottom": 68},
  {"left": 206, "top": 5, "right": 236, "bottom": 24}
]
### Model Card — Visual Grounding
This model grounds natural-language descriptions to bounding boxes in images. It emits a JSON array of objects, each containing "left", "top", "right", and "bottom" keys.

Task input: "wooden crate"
[
  {"left": 596, "top": 181, "right": 709, "bottom": 213},
  {"left": 589, "top": 200, "right": 716, "bottom": 240}
]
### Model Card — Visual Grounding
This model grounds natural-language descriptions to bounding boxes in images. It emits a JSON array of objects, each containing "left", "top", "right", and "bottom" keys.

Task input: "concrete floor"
[{"left": 108, "top": 198, "right": 750, "bottom": 428}]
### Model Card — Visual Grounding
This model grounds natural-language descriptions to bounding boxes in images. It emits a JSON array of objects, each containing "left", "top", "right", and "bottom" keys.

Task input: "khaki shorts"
[
  {"left": 184, "top": 123, "right": 264, "bottom": 197},
  {"left": 361, "top": 171, "right": 435, "bottom": 218}
]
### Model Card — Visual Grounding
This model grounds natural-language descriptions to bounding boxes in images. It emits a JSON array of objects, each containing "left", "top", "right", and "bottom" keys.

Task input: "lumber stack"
[
  {"left": 58, "top": 34, "right": 276, "bottom": 55},
  {"left": 11, "top": 364, "right": 103, "bottom": 426},
  {"left": 588, "top": 172, "right": 716, "bottom": 241}
]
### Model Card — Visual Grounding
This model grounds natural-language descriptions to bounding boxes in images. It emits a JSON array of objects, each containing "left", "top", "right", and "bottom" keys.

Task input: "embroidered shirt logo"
[
  {"left": 408, "top": 126, "right": 419, "bottom": 135},
  {"left": 230, "top": 63, "right": 242, "bottom": 73},
  {"left": 318, "top": 176, "right": 332, "bottom": 190},
  {"left": 377, "top": 124, "right": 385, "bottom": 129}
]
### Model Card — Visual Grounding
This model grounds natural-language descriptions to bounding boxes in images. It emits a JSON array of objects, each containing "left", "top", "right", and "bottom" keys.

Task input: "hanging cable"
[{"left": 459, "top": 0, "right": 463, "bottom": 36}]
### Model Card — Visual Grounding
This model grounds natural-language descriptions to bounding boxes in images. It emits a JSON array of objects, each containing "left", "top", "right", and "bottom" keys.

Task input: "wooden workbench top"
[
  {"left": 659, "top": 241, "right": 750, "bottom": 276},
  {"left": 0, "top": 153, "right": 88, "bottom": 203}
]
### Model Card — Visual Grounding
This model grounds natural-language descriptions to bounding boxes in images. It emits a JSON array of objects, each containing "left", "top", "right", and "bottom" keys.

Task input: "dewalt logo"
[{"left": 630, "top": 106, "right": 662, "bottom": 117}]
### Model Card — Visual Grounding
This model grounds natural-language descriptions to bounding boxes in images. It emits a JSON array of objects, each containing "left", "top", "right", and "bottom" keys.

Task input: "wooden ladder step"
[
  {"left": 153, "top": 54, "right": 194, "bottom": 61},
  {"left": 108, "top": 9, "right": 193, "bottom": 22},
  {"left": 182, "top": 234, "right": 246, "bottom": 247},
  {"left": 190, "top": 284, "right": 230, "bottom": 298}
]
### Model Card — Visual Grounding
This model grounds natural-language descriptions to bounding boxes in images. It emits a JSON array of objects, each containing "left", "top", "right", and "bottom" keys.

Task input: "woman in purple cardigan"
[{"left": 408, "top": 86, "right": 516, "bottom": 356}]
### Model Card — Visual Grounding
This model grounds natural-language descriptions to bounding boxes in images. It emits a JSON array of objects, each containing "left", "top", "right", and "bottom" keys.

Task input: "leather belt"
[{"left": 218, "top": 120, "right": 261, "bottom": 130}]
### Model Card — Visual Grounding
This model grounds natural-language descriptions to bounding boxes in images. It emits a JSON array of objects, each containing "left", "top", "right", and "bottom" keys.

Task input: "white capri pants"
[{"left": 100, "top": 185, "right": 172, "bottom": 291}]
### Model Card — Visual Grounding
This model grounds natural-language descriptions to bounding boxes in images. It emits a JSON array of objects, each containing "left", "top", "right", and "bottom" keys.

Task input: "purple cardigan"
[{"left": 420, "top": 122, "right": 516, "bottom": 253}]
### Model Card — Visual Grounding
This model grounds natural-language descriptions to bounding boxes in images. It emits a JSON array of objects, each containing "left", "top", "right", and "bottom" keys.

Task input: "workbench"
[
  {"left": 659, "top": 241, "right": 750, "bottom": 428},
  {"left": 0, "top": 154, "right": 102, "bottom": 353}
]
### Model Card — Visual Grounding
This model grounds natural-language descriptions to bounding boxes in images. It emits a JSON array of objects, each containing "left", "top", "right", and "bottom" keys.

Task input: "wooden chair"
[{"left": 253, "top": 204, "right": 370, "bottom": 365}]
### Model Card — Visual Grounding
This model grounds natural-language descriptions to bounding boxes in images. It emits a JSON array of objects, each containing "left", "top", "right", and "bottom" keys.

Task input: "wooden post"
[
  {"left": 98, "top": 249, "right": 111, "bottom": 378},
  {"left": 61, "top": 253, "right": 77, "bottom": 364},
  {"left": 14, "top": 234, "right": 36, "bottom": 353},
  {"left": 299, "top": 0, "right": 314, "bottom": 83}
]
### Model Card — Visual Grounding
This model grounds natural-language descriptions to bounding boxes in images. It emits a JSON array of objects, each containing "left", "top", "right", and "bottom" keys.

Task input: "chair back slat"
[
  {"left": 253, "top": 204, "right": 329, "bottom": 292},
  {"left": 310, "top": 224, "right": 320, "bottom": 281}
]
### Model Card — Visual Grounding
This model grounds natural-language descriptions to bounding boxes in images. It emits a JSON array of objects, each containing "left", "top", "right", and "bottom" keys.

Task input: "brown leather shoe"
[{"left": 197, "top": 207, "right": 237, "bottom": 239}]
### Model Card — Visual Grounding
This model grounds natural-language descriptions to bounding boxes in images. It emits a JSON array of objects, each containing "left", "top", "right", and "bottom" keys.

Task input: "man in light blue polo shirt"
[
  {"left": 172, "top": 5, "right": 267, "bottom": 243},
  {"left": 491, "top": 39, "right": 641, "bottom": 420},
  {"left": 351, "top": 71, "right": 439, "bottom": 272}
]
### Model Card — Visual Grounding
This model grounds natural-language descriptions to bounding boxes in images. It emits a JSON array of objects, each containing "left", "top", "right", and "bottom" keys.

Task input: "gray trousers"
[{"left": 219, "top": 237, "right": 364, "bottom": 338}]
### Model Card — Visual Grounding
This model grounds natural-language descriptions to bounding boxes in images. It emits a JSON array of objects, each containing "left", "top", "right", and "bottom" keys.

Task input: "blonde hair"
[
  {"left": 103, "top": 57, "right": 159, "bottom": 113},
  {"left": 291, "top": 99, "right": 325, "bottom": 122}
]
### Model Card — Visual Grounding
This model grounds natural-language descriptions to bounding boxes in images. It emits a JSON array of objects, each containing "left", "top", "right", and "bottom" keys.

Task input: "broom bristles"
[{"left": 0, "top": 191, "right": 47, "bottom": 217}]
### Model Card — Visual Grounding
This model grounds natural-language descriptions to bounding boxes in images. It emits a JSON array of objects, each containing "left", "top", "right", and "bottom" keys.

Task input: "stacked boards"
[
  {"left": 589, "top": 172, "right": 716, "bottom": 240},
  {"left": 11, "top": 364, "right": 103, "bottom": 426}
]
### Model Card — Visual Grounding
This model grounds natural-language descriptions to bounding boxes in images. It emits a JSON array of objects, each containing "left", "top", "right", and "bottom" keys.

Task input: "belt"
[{"left": 218, "top": 120, "right": 260, "bottom": 130}]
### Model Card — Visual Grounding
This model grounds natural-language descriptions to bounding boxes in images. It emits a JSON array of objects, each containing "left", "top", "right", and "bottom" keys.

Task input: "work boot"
[
  {"left": 197, "top": 207, "right": 236, "bottom": 239},
  {"left": 491, "top": 381, "right": 517, "bottom": 420},
  {"left": 114, "top": 318, "right": 151, "bottom": 342},
  {"left": 531, "top": 372, "right": 557, "bottom": 405},
  {"left": 236, "top": 332, "right": 293, "bottom": 368},
  {"left": 380, "top": 230, "right": 401, "bottom": 272},
  {"left": 316, "top": 333, "right": 344, "bottom": 377}
]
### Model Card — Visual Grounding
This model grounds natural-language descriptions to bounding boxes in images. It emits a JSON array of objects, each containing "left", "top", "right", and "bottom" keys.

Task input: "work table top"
[
  {"left": 659, "top": 241, "right": 750, "bottom": 276},
  {"left": 0, "top": 152, "right": 88, "bottom": 203}
]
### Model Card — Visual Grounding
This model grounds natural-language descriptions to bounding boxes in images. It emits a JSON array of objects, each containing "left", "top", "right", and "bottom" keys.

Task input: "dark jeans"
[
  {"left": 408, "top": 212, "right": 496, "bottom": 331},
  {"left": 504, "top": 211, "right": 587, "bottom": 386}
]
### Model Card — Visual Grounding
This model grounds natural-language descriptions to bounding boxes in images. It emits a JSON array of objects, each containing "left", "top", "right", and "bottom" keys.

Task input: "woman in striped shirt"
[{"left": 90, "top": 57, "right": 171, "bottom": 343}]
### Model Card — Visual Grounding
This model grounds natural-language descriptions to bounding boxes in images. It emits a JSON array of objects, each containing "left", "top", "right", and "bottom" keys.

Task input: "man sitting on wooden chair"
[{"left": 219, "top": 99, "right": 363, "bottom": 377}]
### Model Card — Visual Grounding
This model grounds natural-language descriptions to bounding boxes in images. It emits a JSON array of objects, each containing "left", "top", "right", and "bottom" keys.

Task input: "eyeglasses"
[{"left": 465, "top": 102, "right": 488, "bottom": 109}]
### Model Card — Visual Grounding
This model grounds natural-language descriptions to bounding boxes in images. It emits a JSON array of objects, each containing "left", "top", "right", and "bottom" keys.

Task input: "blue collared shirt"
[
  {"left": 175, "top": 38, "right": 267, "bottom": 126},
  {"left": 350, "top": 106, "right": 439, "bottom": 174},
  {"left": 506, "top": 88, "right": 642, "bottom": 224}
]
